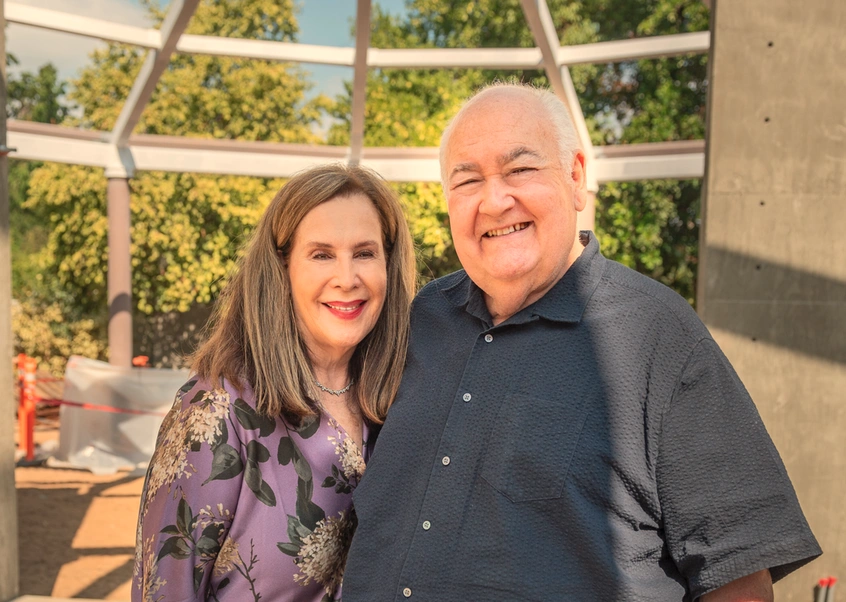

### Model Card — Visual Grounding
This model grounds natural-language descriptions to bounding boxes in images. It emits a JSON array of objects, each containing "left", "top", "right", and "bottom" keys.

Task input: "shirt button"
[
  {"left": 442, "top": 456, "right": 451, "bottom": 466},
  {"left": 462, "top": 393, "right": 472, "bottom": 402},
  {"left": 422, "top": 520, "right": 431, "bottom": 530},
  {"left": 484, "top": 334, "right": 493, "bottom": 343},
  {"left": 403, "top": 587, "right": 412, "bottom": 597}
]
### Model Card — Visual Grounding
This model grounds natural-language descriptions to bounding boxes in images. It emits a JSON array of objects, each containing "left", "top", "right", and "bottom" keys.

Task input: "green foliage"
[
  {"left": 350, "top": 0, "right": 708, "bottom": 298},
  {"left": 5, "top": 59, "right": 82, "bottom": 373},
  {"left": 596, "top": 179, "right": 700, "bottom": 303},
  {"left": 576, "top": 0, "right": 708, "bottom": 303},
  {"left": 12, "top": 295, "right": 108, "bottom": 377},
  {"left": 7, "top": 63, "right": 70, "bottom": 123},
  {"left": 19, "top": 0, "right": 328, "bottom": 370},
  {"left": 14, "top": 0, "right": 710, "bottom": 374}
]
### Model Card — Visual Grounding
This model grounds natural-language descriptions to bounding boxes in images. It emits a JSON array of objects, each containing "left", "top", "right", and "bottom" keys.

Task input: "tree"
[
  {"left": 580, "top": 0, "right": 708, "bottom": 304},
  {"left": 334, "top": 0, "right": 707, "bottom": 301},
  {"left": 6, "top": 58, "right": 70, "bottom": 291},
  {"left": 329, "top": 1, "right": 602, "bottom": 281},
  {"left": 7, "top": 62, "right": 69, "bottom": 123},
  {"left": 19, "top": 0, "right": 329, "bottom": 370},
  {"left": 5, "top": 59, "right": 92, "bottom": 373}
]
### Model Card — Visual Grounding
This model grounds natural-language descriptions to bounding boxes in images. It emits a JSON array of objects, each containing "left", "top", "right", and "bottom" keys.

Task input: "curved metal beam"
[
  {"left": 348, "top": 0, "right": 372, "bottom": 166},
  {"left": 7, "top": 122, "right": 704, "bottom": 183},
  {"left": 6, "top": 2, "right": 708, "bottom": 69},
  {"left": 519, "top": 0, "right": 598, "bottom": 191},
  {"left": 108, "top": 0, "right": 200, "bottom": 153},
  {"left": 5, "top": 2, "right": 161, "bottom": 48}
]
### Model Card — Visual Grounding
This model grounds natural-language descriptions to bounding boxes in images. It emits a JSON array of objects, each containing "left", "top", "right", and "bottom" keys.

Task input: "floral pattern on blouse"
[{"left": 133, "top": 377, "right": 370, "bottom": 602}]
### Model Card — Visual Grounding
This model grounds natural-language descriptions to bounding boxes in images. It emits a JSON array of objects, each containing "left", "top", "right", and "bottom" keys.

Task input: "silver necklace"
[{"left": 314, "top": 379, "right": 353, "bottom": 396}]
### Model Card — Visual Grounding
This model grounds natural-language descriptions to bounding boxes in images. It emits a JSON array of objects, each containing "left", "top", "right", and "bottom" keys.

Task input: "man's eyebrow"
[
  {"left": 448, "top": 147, "right": 543, "bottom": 181},
  {"left": 449, "top": 162, "right": 480, "bottom": 180},
  {"left": 500, "top": 147, "right": 542, "bottom": 164}
]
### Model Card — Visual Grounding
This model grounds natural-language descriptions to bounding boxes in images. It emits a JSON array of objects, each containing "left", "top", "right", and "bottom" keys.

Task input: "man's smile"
[{"left": 483, "top": 222, "right": 530, "bottom": 238}]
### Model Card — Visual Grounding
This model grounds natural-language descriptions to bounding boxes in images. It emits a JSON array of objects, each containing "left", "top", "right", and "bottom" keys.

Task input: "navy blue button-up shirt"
[{"left": 344, "top": 233, "right": 820, "bottom": 601}]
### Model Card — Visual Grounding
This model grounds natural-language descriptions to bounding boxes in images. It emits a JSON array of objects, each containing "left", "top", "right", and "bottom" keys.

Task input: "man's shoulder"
[
  {"left": 413, "top": 269, "right": 469, "bottom": 308},
  {"left": 598, "top": 258, "right": 705, "bottom": 333}
]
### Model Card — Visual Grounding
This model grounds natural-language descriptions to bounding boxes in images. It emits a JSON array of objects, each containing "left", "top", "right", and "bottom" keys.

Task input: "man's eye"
[
  {"left": 505, "top": 167, "right": 538, "bottom": 185},
  {"left": 455, "top": 178, "right": 480, "bottom": 188}
]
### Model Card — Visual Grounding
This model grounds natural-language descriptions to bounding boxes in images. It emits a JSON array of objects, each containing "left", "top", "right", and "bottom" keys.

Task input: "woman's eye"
[
  {"left": 356, "top": 250, "right": 376, "bottom": 259},
  {"left": 312, "top": 252, "right": 331, "bottom": 260}
]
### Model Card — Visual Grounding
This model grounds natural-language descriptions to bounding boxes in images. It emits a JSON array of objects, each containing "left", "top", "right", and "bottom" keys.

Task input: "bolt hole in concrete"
[
  {"left": 768, "top": 41, "right": 774, "bottom": 47},
  {"left": 760, "top": 200, "right": 766, "bottom": 206},
  {"left": 756, "top": 265, "right": 762, "bottom": 270},
  {"left": 764, "top": 117, "right": 771, "bottom": 122}
]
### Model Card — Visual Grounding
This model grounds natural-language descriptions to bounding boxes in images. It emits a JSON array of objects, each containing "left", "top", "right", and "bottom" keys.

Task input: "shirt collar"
[{"left": 439, "top": 231, "right": 606, "bottom": 326}]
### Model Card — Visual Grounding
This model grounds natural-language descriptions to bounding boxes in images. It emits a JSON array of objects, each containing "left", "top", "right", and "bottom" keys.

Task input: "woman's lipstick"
[{"left": 324, "top": 300, "right": 366, "bottom": 320}]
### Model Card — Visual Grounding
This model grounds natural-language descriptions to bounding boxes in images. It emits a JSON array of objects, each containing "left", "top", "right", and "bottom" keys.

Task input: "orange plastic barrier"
[{"left": 17, "top": 353, "right": 37, "bottom": 461}]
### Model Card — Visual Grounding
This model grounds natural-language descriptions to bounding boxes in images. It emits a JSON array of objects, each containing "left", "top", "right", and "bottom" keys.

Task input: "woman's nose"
[{"left": 333, "top": 257, "right": 360, "bottom": 289}]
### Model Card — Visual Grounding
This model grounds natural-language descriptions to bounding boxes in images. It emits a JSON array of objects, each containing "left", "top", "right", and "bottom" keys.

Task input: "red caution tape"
[{"left": 37, "top": 398, "right": 168, "bottom": 417}]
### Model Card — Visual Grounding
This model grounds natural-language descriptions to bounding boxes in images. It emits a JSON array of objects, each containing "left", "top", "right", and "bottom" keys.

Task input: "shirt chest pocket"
[{"left": 480, "top": 393, "right": 590, "bottom": 503}]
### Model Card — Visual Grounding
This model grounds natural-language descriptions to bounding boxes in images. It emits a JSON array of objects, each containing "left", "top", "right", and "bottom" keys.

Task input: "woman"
[{"left": 133, "top": 164, "right": 416, "bottom": 602}]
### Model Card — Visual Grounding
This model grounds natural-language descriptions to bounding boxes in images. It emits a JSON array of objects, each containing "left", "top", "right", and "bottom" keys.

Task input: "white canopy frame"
[
  {"left": 2, "top": 0, "right": 710, "bottom": 366},
  {"left": 4, "top": 0, "right": 709, "bottom": 182}
]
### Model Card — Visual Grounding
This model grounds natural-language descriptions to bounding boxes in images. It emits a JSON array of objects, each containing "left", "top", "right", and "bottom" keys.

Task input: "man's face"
[{"left": 444, "top": 92, "right": 586, "bottom": 300}]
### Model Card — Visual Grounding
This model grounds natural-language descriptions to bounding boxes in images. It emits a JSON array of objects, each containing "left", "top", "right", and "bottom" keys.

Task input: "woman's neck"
[{"left": 310, "top": 353, "right": 353, "bottom": 391}]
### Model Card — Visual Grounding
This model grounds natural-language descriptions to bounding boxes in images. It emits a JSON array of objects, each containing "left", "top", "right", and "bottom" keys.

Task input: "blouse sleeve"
[{"left": 133, "top": 378, "right": 245, "bottom": 602}]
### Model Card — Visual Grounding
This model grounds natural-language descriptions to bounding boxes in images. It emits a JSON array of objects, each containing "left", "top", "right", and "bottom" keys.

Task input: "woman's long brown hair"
[{"left": 191, "top": 163, "right": 416, "bottom": 424}]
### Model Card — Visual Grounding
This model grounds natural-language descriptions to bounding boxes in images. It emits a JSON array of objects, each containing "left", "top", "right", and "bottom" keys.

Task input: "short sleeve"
[
  {"left": 133, "top": 379, "right": 244, "bottom": 602},
  {"left": 656, "top": 338, "right": 821, "bottom": 599}
]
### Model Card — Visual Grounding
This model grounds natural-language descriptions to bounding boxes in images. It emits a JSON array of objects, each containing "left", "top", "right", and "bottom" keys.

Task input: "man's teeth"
[
  {"left": 327, "top": 303, "right": 362, "bottom": 311},
  {"left": 485, "top": 222, "right": 529, "bottom": 238}
]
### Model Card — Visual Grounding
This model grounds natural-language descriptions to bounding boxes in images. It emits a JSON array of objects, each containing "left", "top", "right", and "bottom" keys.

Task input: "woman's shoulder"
[{"left": 173, "top": 375, "right": 258, "bottom": 411}]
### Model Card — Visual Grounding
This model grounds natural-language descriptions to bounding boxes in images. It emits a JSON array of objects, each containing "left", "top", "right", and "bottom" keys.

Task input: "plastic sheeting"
[{"left": 54, "top": 355, "right": 190, "bottom": 474}]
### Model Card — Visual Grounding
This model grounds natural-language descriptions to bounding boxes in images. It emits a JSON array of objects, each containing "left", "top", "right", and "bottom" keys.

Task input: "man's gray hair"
[{"left": 439, "top": 82, "right": 581, "bottom": 189}]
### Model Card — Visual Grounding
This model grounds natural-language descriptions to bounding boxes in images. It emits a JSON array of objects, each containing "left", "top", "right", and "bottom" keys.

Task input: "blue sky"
[{"left": 7, "top": 0, "right": 409, "bottom": 101}]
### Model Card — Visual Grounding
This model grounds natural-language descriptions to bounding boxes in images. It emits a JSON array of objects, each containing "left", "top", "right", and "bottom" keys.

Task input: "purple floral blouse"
[{"left": 133, "top": 377, "right": 370, "bottom": 602}]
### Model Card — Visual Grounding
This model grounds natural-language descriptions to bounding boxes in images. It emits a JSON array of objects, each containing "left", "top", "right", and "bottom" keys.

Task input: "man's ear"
[{"left": 571, "top": 150, "right": 588, "bottom": 212}]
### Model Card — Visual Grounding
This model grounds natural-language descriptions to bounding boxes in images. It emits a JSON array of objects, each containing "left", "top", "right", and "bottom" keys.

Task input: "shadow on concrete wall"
[{"left": 702, "top": 246, "right": 846, "bottom": 364}]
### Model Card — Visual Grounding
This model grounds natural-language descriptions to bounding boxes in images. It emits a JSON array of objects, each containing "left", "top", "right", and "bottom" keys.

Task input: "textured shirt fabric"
[
  {"left": 133, "top": 377, "right": 371, "bottom": 602},
  {"left": 343, "top": 232, "right": 821, "bottom": 602}
]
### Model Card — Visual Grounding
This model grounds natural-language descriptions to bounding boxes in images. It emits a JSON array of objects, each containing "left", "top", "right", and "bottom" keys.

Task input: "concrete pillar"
[
  {"left": 0, "top": 5, "right": 20, "bottom": 600},
  {"left": 107, "top": 177, "right": 133, "bottom": 367},
  {"left": 699, "top": 1, "right": 846, "bottom": 599}
]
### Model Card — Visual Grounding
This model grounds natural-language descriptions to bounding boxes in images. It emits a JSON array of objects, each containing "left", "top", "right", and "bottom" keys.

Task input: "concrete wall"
[
  {"left": 699, "top": 1, "right": 846, "bottom": 599},
  {"left": 0, "top": 7, "right": 20, "bottom": 600}
]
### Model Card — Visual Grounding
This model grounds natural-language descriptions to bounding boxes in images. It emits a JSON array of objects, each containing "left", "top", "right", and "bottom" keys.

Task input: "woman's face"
[{"left": 287, "top": 193, "right": 388, "bottom": 365}]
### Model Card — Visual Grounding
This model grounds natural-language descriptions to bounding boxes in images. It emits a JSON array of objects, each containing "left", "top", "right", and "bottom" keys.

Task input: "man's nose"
[{"left": 479, "top": 176, "right": 516, "bottom": 216}]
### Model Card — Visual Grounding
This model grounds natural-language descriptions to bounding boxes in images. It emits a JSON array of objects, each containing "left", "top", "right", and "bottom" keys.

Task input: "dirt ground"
[{"left": 15, "top": 406, "right": 144, "bottom": 600}]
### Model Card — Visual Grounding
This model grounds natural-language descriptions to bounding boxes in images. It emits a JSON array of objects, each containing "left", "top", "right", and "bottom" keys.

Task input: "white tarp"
[{"left": 54, "top": 355, "right": 190, "bottom": 474}]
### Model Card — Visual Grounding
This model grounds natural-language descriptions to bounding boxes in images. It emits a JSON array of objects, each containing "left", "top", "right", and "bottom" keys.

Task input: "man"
[{"left": 343, "top": 84, "right": 820, "bottom": 601}]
